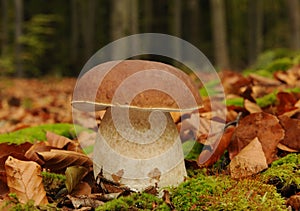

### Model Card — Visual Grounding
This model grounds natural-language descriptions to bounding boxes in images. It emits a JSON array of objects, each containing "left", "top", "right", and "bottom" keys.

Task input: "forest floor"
[{"left": 0, "top": 69, "right": 299, "bottom": 210}]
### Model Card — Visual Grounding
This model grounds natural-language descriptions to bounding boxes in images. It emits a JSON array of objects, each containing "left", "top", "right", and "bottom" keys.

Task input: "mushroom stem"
[{"left": 93, "top": 107, "right": 187, "bottom": 191}]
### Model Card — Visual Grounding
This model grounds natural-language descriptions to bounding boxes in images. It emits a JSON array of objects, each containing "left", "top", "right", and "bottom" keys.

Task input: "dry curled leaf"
[
  {"left": 228, "top": 112, "right": 284, "bottom": 164},
  {"left": 65, "top": 166, "right": 89, "bottom": 193},
  {"left": 5, "top": 156, "right": 48, "bottom": 205},
  {"left": 198, "top": 126, "right": 235, "bottom": 167},
  {"left": 278, "top": 115, "right": 300, "bottom": 151},
  {"left": 244, "top": 99, "right": 262, "bottom": 113},
  {"left": 67, "top": 194, "right": 104, "bottom": 209},
  {"left": 229, "top": 137, "right": 268, "bottom": 179},
  {"left": 37, "top": 149, "right": 93, "bottom": 172}
]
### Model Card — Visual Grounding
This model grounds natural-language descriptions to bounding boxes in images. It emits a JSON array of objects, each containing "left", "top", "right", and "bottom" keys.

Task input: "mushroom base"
[{"left": 93, "top": 107, "right": 187, "bottom": 191}]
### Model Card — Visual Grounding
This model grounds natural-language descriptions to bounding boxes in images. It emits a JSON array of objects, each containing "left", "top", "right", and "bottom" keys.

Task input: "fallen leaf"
[
  {"left": 228, "top": 112, "right": 284, "bottom": 164},
  {"left": 198, "top": 126, "right": 235, "bottom": 167},
  {"left": 277, "top": 143, "right": 299, "bottom": 153},
  {"left": 276, "top": 92, "right": 297, "bottom": 115},
  {"left": 65, "top": 166, "right": 89, "bottom": 193},
  {"left": 286, "top": 193, "right": 300, "bottom": 211},
  {"left": 5, "top": 156, "right": 48, "bottom": 205},
  {"left": 67, "top": 194, "right": 104, "bottom": 209},
  {"left": 229, "top": 137, "right": 268, "bottom": 179},
  {"left": 278, "top": 115, "right": 300, "bottom": 151},
  {"left": 24, "top": 142, "right": 54, "bottom": 165},
  {"left": 71, "top": 182, "right": 92, "bottom": 196},
  {"left": 38, "top": 149, "right": 93, "bottom": 172},
  {"left": 249, "top": 73, "right": 281, "bottom": 86},
  {"left": 244, "top": 99, "right": 262, "bottom": 113},
  {"left": 46, "top": 131, "right": 72, "bottom": 149}
]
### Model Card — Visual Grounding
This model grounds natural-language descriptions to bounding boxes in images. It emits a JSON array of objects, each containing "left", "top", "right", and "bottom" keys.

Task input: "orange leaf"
[{"left": 5, "top": 156, "right": 48, "bottom": 205}]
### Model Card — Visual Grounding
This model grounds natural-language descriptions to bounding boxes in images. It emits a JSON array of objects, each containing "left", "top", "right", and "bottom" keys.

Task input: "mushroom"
[{"left": 72, "top": 60, "right": 202, "bottom": 191}]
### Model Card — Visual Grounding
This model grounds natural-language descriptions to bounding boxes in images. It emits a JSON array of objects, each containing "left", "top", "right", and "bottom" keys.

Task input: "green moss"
[
  {"left": 255, "top": 91, "right": 278, "bottom": 108},
  {"left": 183, "top": 140, "right": 203, "bottom": 160},
  {"left": 225, "top": 97, "right": 244, "bottom": 107},
  {"left": 171, "top": 174, "right": 286, "bottom": 210},
  {"left": 199, "top": 79, "right": 222, "bottom": 97},
  {"left": 243, "top": 49, "right": 297, "bottom": 77},
  {"left": 261, "top": 154, "right": 300, "bottom": 196},
  {"left": 0, "top": 123, "right": 88, "bottom": 144},
  {"left": 41, "top": 171, "right": 66, "bottom": 199},
  {"left": 96, "top": 193, "right": 170, "bottom": 211}
]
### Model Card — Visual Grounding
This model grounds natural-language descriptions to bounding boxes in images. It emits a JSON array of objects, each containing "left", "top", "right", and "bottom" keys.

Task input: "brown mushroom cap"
[{"left": 72, "top": 60, "right": 202, "bottom": 112}]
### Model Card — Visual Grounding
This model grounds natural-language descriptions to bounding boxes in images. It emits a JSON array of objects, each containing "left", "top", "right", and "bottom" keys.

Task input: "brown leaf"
[
  {"left": 244, "top": 99, "right": 262, "bottom": 113},
  {"left": 37, "top": 149, "right": 93, "bottom": 172},
  {"left": 46, "top": 131, "right": 85, "bottom": 153},
  {"left": 228, "top": 112, "right": 284, "bottom": 164},
  {"left": 65, "top": 166, "right": 89, "bottom": 193},
  {"left": 71, "top": 182, "right": 92, "bottom": 196},
  {"left": 249, "top": 73, "right": 281, "bottom": 86},
  {"left": 46, "top": 131, "right": 72, "bottom": 149},
  {"left": 24, "top": 142, "right": 54, "bottom": 165},
  {"left": 67, "top": 194, "right": 104, "bottom": 209},
  {"left": 5, "top": 156, "right": 48, "bottom": 205},
  {"left": 278, "top": 115, "right": 300, "bottom": 151},
  {"left": 286, "top": 193, "right": 300, "bottom": 211},
  {"left": 198, "top": 126, "right": 235, "bottom": 167},
  {"left": 276, "top": 92, "right": 297, "bottom": 115},
  {"left": 229, "top": 137, "right": 268, "bottom": 179}
]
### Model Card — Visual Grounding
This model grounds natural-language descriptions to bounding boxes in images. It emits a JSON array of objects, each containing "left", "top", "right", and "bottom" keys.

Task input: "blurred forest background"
[{"left": 0, "top": 0, "right": 300, "bottom": 77}]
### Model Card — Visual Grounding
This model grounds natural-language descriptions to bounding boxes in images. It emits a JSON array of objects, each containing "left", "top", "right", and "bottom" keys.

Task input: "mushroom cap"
[{"left": 72, "top": 60, "right": 202, "bottom": 112}]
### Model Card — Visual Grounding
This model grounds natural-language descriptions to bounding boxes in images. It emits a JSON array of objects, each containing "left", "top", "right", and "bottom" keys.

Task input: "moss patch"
[
  {"left": 261, "top": 154, "right": 300, "bottom": 197},
  {"left": 171, "top": 174, "right": 286, "bottom": 210},
  {"left": 0, "top": 123, "right": 88, "bottom": 144},
  {"left": 96, "top": 193, "right": 170, "bottom": 211}
]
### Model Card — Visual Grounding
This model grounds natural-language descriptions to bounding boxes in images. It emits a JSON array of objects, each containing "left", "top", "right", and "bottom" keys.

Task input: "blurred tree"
[
  {"left": 210, "top": 0, "right": 229, "bottom": 69},
  {"left": 1, "top": 0, "right": 8, "bottom": 56},
  {"left": 185, "top": 0, "right": 201, "bottom": 48},
  {"left": 70, "top": 0, "right": 79, "bottom": 69},
  {"left": 14, "top": 0, "right": 23, "bottom": 77},
  {"left": 248, "top": 0, "right": 263, "bottom": 64},
  {"left": 170, "top": 0, "right": 182, "bottom": 59},
  {"left": 19, "top": 14, "right": 60, "bottom": 76},
  {"left": 110, "top": 0, "right": 139, "bottom": 59},
  {"left": 286, "top": 0, "right": 300, "bottom": 50}
]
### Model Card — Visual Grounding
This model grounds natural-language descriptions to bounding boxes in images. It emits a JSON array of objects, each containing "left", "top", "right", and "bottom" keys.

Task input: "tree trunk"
[
  {"left": 210, "top": 0, "right": 229, "bottom": 69},
  {"left": 286, "top": 0, "right": 300, "bottom": 50},
  {"left": 185, "top": 0, "right": 201, "bottom": 48},
  {"left": 143, "top": 0, "right": 152, "bottom": 32},
  {"left": 170, "top": 0, "right": 182, "bottom": 60},
  {"left": 70, "top": 0, "right": 79, "bottom": 66},
  {"left": 110, "top": 0, "right": 138, "bottom": 59},
  {"left": 14, "top": 0, "right": 23, "bottom": 77},
  {"left": 80, "top": 0, "right": 96, "bottom": 61},
  {"left": 1, "top": 0, "right": 8, "bottom": 56},
  {"left": 248, "top": 0, "right": 263, "bottom": 65}
]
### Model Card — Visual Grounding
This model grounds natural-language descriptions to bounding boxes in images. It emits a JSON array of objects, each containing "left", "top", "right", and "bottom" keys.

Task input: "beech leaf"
[
  {"left": 198, "top": 126, "right": 235, "bottom": 167},
  {"left": 278, "top": 115, "right": 300, "bottom": 151},
  {"left": 228, "top": 112, "right": 284, "bottom": 164},
  {"left": 65, "top": 166, "right": 88, "bottom": 193},
  {"left": 230, "top": 137, "right": 268, "bottom": 179},
  {"left": 37, "top": 149, "right": 93, "bottom": 172},
  {"left": 5, "top": 156, "right": 48, "bottom": 205}
]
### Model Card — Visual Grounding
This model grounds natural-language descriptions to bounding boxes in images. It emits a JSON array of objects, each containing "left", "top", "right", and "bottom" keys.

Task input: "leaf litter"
[{"left": 0, "top": 64, "right": 300, "bottom": 209}]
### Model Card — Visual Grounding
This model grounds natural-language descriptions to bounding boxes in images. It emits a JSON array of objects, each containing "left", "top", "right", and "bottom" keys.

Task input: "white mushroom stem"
[{"left": 93, "top": 107, "right": 187, "bottom": 191}]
